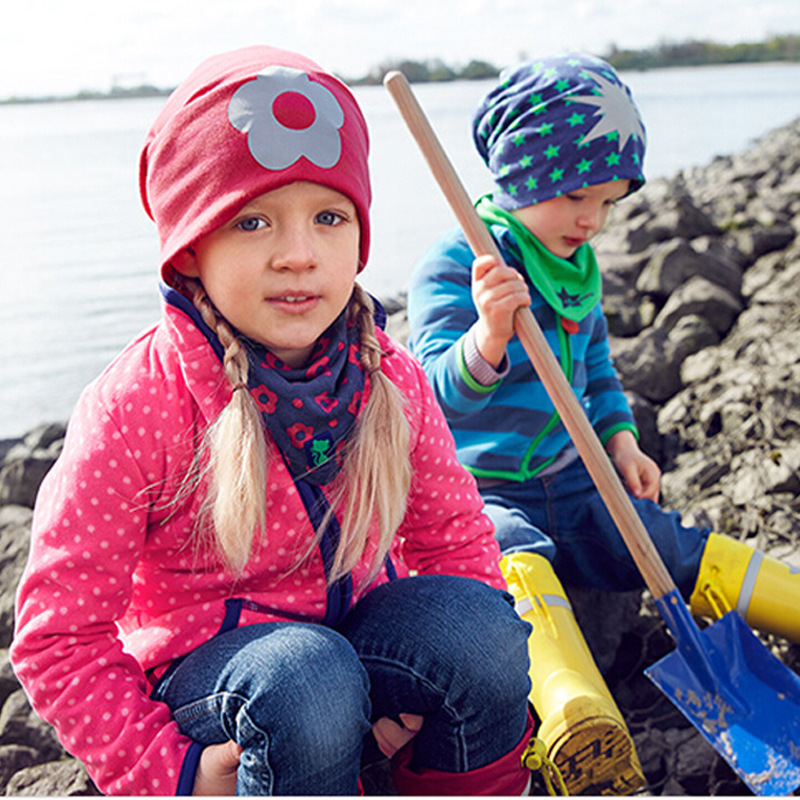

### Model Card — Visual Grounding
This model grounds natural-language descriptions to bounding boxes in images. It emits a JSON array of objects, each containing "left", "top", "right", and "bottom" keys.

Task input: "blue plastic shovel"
[{"left": 384, "top": 69, "right": 800, "bottom": 796}]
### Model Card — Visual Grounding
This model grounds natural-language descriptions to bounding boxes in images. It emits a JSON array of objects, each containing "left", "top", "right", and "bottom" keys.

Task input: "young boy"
[{"left": 407, "top": 52, "right": 800, "bottom": 794}]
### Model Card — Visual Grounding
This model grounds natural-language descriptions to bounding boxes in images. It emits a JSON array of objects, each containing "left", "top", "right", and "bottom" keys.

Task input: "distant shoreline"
[
  {"left": 0, "top": 86, "right": 171, "bottom": 106},
  {"left": 3, "top": 34, "right": 798, "bottom": 105},
  {"left": 2, "top": 59, "right": 797, "bottom": 107}
]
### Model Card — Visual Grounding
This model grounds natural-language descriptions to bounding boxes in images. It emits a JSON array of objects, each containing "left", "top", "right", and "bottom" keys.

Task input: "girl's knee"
[
  {"left": 241, "top": 625, "right": 371, "bottom": 745},
  {"left": 446, "top": 580, "right": 531, "bottom": 698},
  {"left": 346, "top": 576, "right": 530, "bottom": 708},
  {"left": 422, "top": 574, "right": 530, "bottom": 657},
  {"left": 229, "top": 626, "right": 370, "bottom": 791}
]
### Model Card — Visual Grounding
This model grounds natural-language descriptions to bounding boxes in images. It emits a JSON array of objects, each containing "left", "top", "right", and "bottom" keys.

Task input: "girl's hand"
[
  {"left": 472, "top": 255, "right": 531, "bottom": 369},
  {"left": 193, "top": 740, "right": 242, "bottom": 796},
  {"left": 372, "top": 713, "right": 424, "bottom": 758},
  {"left": 607, "top": 430, "right": 661, "bottom": 503}
]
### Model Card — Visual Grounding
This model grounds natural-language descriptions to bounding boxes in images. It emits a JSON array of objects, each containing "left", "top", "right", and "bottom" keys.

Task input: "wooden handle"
[{"left": 384, "top": 70, "right": 675, "bottom": 599}]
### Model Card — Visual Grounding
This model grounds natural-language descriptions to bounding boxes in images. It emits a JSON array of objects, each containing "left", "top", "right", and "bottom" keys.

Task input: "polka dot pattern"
[{"left": 11, "top": 307, "right": 503, "bottom": 794}]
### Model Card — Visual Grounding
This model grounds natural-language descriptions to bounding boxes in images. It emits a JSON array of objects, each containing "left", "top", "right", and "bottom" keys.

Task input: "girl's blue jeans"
[
  {"left": 481, "top": 456, "right": 710, "bottom": 597},
  {"left": 152, "top": 575, "right": 531, "bottom": 795}
]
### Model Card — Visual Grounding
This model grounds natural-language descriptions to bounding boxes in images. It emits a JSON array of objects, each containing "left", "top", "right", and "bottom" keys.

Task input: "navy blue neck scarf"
[{"left": 243, "top": 311, "right": 367, "bottom": 485}]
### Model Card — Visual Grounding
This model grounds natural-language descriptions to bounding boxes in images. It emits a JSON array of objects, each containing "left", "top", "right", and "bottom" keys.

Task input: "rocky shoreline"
[{"left": 2, "top": 116, "right": 800, "bottom": 795}]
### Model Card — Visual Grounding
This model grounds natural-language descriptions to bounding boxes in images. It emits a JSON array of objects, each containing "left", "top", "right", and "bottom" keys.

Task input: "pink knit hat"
[{"left": 139, "top": 45, "right": 371, "bottom": 280}]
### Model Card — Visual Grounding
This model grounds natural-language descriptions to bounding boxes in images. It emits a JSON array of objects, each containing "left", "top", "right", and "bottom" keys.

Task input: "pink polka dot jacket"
[{"left": 10, "top": 296, "right": 504, "bottom": 795}]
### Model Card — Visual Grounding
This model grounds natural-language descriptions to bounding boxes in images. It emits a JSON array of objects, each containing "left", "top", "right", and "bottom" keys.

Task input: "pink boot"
[{"left": 391, "top": 711, "right": 535, "bottom": 796}]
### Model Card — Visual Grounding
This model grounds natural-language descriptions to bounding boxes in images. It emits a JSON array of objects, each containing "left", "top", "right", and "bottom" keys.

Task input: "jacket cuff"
[
  {"left": 176, "top": 741, "right": 205, "bottom": 795},
  {"left": 463, "top": 326, "right": 509, "bottom": 387},
  {"left": 600, "top": 421, "right": 639, "bottom": 447}
]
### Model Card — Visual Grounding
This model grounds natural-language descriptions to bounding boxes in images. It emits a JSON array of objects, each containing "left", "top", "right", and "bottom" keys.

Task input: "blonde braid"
[
  {"left": 183, "top": 277, "right": 268, "bottom": 573},
  {"left": 325, "top": 284, "right": 412, "bottom": 585}
]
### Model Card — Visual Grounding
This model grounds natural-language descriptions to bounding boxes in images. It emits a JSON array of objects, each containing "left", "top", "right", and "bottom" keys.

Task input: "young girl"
[{"left": 10, "top": 46, "right": 534, "bottom": 796}]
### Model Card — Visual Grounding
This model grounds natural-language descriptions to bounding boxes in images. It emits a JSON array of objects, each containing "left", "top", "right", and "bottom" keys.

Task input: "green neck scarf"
[{"left": 476, "top": 195, "right": 601, "bottom": 322}]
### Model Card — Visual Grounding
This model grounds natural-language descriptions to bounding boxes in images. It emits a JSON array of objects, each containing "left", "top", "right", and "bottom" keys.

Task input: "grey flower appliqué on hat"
[{"left": 228, "top": 66, "right": 344, "bottom": 170}]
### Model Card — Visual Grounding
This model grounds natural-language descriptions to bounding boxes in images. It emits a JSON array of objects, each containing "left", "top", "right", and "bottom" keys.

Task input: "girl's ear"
[{"left": 171, "top": 248, "right": 199, "bottom": 277}]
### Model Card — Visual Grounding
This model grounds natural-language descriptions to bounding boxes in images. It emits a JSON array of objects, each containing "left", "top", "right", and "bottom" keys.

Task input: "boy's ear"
[{"left": 171, "top": 248, "right": 199, "bottom": 277}]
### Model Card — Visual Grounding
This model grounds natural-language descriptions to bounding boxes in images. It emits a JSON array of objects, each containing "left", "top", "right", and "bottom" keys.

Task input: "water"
[{"left": 2, "top": 62, "right": 800, "bottom": 439}]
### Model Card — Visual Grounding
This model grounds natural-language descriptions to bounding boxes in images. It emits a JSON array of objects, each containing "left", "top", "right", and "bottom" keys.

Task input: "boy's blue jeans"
[
  {"left": 152, "top": 575, "right": 531, "bottom": 795},
  {"left": 481, "top": 456, "right": 710, "bottom": 597}
]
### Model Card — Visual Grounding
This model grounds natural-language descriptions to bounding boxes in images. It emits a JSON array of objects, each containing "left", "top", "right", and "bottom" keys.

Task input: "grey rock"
[
  {"left": 0, "top": 424, "right": 64, "bottom": 509},
  {"left": 653, "top": 276, "right": 742, "bottom": 337},
  {"left": 384, "top": 306, "right": 410, "bottom": 345},
  {"left": 0, "top": 458, "right": 54, "bottom": 510},
  {"left": 611, "top": 326, "right": 684, "bottom": 402},
  {"left": 637, "top": 193, "right": 719, "bottom": 250},
  {"left": 0, "top": 745, "right": 39, "bottom": 789},
  {"left": 570, "top": 587, "right": 642, "bottom": 673},
  {"left": 626, "top": 391, "right": 662, "bottom": 464},
  {"left": 4, "top": 759, "right": 99, "bottom": 796},
  {"left": 0, "top": 653, "right": 20, "bottom": 711},
  {"left": 667, "top": 314, "right": 721, "bottom": 357},
  {"left": 0, "top": 508, "right": 32, "bottom": 650},
  {"left": 0, "top": 691, "right": 62, "bottom": 763},
  {"left": 635, "top": 239, "right": 741, "bottom": 298},
  {"left": 732, "top": 221, "right": 796, "bottom": 260}
]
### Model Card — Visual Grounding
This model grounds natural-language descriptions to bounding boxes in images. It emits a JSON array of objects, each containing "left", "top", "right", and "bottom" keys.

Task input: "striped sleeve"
[{"left": 407, "top": 229, "right": 504, "bottom": 420}]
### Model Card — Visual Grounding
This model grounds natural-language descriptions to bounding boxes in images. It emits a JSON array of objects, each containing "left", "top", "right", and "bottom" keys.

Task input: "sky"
[{"left": 1, "top": 0, "right": 798, "bottom": 99}]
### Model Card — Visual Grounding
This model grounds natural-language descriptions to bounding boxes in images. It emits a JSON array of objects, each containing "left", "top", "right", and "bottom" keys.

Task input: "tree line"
[
  {"left": 605, "top": 34, "right": 800, "bottom": 71},
  {"left": 349, "top": 34, "right": 800, "bottom": 84}
]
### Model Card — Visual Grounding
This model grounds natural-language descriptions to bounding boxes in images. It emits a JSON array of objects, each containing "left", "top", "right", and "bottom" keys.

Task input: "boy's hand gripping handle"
[{"left": 383, "top": 70, "right": 674, "bottom": 600}]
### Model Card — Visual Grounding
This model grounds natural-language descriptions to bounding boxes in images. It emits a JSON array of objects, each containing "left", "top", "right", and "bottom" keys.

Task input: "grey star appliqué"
[{"left": 572, "top": 72, "right": 646, "bottom": 151}]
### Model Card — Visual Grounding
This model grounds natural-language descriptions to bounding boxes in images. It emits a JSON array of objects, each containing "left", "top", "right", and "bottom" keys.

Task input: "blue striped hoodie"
[{"left": 407, "top": 224, "right": 637, "bottom": 482}]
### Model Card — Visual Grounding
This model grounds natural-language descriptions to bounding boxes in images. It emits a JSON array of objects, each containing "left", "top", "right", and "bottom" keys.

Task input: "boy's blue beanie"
[{"left": 473, "top": 53, "right": 646, "bottom": 210}]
